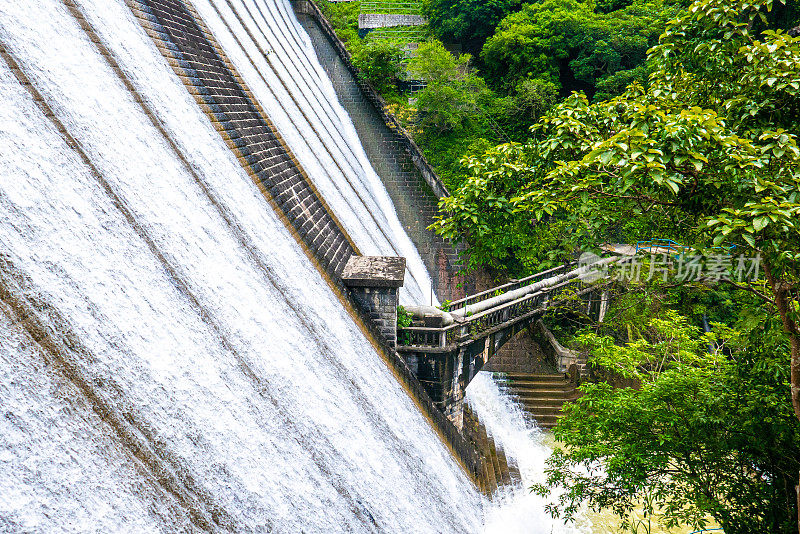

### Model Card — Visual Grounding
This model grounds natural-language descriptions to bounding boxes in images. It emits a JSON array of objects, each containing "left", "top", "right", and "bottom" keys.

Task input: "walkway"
[{"left": 397, "top": 257, "right": 617, "bottom": 425}]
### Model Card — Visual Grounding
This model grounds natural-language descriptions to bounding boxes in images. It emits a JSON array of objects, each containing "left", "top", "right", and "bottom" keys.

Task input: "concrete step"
[
  {"left": 494, "top": 444, "right": 512, "bottom": 487},
  {"left": 501, "top": 381, "right": 571, "bottom": 390},
  {"left": 519, "top": 397, "right": 573, "bottom": 406},
  {"left": 520, "top": 405, "right": 564, "bottom": 416},
  {"left": 497, "top": 373, "right": 569, "bottom": 382},
  {"left": 509, "top": 387, "right": 579, "bottom": 399},
  {"left": 530, "top": 414, "right": 560, "bottom": 426}
]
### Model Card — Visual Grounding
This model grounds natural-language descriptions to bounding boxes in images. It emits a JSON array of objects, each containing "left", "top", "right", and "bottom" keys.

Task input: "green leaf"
[{"left": 753, "top": 216, "right": 769, "bottom": 232}]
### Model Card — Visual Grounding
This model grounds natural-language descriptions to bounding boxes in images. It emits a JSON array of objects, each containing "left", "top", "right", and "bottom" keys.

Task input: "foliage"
[
  {"left": 422, "top": 0, "right": 525, "bottom": 55},
  {"left": 481, "top": 0, "right": 671, "bottom": 97},
  {"left": 407, "top": 41, "right": 493, "bottom": 133},
  {"left": 397, "top": 305, "right": 413, "bottom": 344},
  {"left": 596, "top": 0, "right": 636, "bottom": 13},
  {"left": 435, "top": 0, "right": 800, "bottom": 362},
  {"left": 313, "top": 0, "right": 361, "bottom": 47},
  {"left": 430, "top": 142, "right": 574, "bottom": 274},
  {"left": 533, "top": 310, "right": 800, "bottom": 533},
  {"left": 397, "top": 305, "right": 414, "bottom": 329},
  {"left": 352, "top": 39, "right": 406, "bottom": 95}
]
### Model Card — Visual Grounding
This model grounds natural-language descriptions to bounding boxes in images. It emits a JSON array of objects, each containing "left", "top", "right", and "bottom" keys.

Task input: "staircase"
[
  {"left": 462, "top": 403, "right": 521, "bottom": 494},
  {"left": 495, "top": 373, "right": 580, "bottom": 430}
]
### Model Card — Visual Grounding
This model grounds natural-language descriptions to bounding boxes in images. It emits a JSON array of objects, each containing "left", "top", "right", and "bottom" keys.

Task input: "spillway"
[
  {"left": 0, "top": 0, "right": 481, "bottom": 530},
  {"left": 187, "top": 0, "right": 436, "bottom": 305}
]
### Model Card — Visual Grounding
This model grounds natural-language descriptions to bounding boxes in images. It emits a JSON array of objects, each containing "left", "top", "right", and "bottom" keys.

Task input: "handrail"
[
  {"left": 635, "top": 239, "right": 736, "bottom": 255},
  {"left": 446, "top": 262, "right": 575, "bottom": 312},
  {"left": 397, "top": 274, "right": 588, "bottom": 349},
  {"left": 361, "top": 1, "right": 422, "bottom": 11}
]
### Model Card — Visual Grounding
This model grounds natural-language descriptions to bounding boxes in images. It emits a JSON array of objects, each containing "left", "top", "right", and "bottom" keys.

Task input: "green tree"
[
  {"left": 351, "top": 39, "right": 406, "bottom": 95},
  {"left": 534, "top": 310, "right": 800, "bottom": 533},
  {"left": 434, "top": 0, "right": 800, "bottom": 524},
  {"left": 431, "top": 142, "right": 572, "bottom": 273},
  {"left": 480, "top": 0, "right": 669, "bottom": 97},
  {"left": 408, "top": 41, "right": 493, "bottom": 133},
  {"left": 422, "top": 0, "right": 525, "bottom": 55}
]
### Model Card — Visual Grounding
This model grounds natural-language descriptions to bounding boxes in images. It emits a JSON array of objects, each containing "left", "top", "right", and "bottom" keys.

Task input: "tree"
[
  {"left": 480, "top": 0, "right": 669, "bottom": 97},
  {"left": 534, "top": 310, "right": 800, "bottom": 533},
  {"left": 516, "top": 0, "right": 800, "bottom": 422},
  {"left": 434, "top": 0, "right": 800, "bottom": 525},
  {"left": 351, "top": 39, "right": 406, "bottom": 95},
  {"left": 422, "top": 0, "right": 524, "bottom": 56},
  {"left": 407, "top": 41, "right": 492, "bottom": 133},
  {"left": 431, "top": 142, "right": 573, "bottom": 274}
]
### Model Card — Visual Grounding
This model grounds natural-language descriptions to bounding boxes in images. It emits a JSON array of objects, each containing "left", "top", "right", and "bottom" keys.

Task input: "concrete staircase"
[
  {"left": 462, "top": 403, "right": 520, "bottom": 494},
  {"left": 495, "top": 373, "right": 580, "bottom": 430}
]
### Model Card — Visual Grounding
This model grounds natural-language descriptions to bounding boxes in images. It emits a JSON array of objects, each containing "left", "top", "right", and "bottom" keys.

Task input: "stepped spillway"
[
  {"left": 0, "top": 0, "right": 481, "bottom": 531},
  {"left": 187, "top": 0, "right": 436, "bottom": 305}
]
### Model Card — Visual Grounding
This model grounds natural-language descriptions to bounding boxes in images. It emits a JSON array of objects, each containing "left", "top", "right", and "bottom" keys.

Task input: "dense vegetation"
[
  {"left": 313, "top": 0, "right": 800, "bottom": 530},
  {"left": 430, "top": 0, "right": 800, "bottom": 531},
  {"left": 315, "top": 0, "right": 676, "bottom": 187}
]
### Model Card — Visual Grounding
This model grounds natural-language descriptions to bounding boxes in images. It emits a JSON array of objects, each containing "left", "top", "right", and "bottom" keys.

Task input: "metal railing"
[
  {"left": 635, "top": 239, "right": 688, "bottom": 255},
  {"left": 398, "top": 275, "right": 585, "bottom": 351},
  {"left": 360, "top": 1, "right": 422, "bottom": 14},
  {"left": 635, "top": 239, "right": 736, "bottom": 256},
  {"left": 446, "top": 263, "right": 575, "bottom": 312}
]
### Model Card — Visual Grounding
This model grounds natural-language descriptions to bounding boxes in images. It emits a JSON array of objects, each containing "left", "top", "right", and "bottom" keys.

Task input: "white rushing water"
[
  {"left": 190, "top": 0, "right": 436, "bottom": 305},
  {"left": 0, "top": 0, "right": 479, "bottom": 530},
  {"left": 467, "top": 373, "right": 594, "bottom": 534},
  {"left": 0, "top": 0, "right": 595, "bottom": 531}
]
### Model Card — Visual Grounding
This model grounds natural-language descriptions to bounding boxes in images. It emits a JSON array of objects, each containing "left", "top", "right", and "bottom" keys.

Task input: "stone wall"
[
  {"left": 130, "top": 0, "right": 357, "bottom": 277},
  {"left": 482, "top": 328, "right": 556, "bottom": 375},
  {"left": 293, "top": 2, "right": 472, "bottom": 303}
]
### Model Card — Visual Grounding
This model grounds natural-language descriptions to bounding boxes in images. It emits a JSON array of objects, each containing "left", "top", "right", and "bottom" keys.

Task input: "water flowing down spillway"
[
  {"left": 0, "top": 0, "right": 480, "bottom": 530},
  {"left": 188, "top": 0, "right": 437, "bottom": 305},
  {"left": 466, "top": 374, "right": 592, "bottom": 534}
]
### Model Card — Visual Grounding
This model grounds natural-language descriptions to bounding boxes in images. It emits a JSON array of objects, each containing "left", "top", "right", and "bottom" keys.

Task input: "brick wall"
[
  {"left": 482, "top": 328, "right": 556, "bottom": 375},
  {"left": 130, "top": 0, "right": 357, "bottom": 277},
  {"left": 348, "top": 286, "right": 399, "bottom": 347},
  {"left": 293, "top": 3, "right": 473, "bottom": 303}
]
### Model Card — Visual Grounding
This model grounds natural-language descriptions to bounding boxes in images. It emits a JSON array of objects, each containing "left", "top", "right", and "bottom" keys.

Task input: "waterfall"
[
  {"left": 0, "top": 0, "right": 478, "bottom": 530},
  {"left": 188, "top": 0, "right": 437, "bottom": 305},
  {"left": 466, "top": 373, "right": 593, "bottom": 534}
]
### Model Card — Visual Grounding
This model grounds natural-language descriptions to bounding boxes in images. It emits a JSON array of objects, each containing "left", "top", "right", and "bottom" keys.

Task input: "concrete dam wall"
[{"left": 0, "top": 0, "right": 488, "bottom": 531}]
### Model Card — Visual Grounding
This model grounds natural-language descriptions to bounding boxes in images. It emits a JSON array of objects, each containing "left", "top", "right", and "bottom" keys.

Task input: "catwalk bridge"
[{"left": 394, "top": 256, "right": 618, "bottom": 424}]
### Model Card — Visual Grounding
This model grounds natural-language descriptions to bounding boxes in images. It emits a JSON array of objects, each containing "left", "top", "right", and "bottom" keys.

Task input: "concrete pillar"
[{"left": 341, "top": 256, "right": 406, "bottom": 348}]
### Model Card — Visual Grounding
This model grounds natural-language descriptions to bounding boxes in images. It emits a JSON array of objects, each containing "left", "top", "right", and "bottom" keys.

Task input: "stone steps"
[
  {"left": 498, "top": 372, "right": 579, "bottom": 430},
  {"left": 463, "top": 403, "right": 520, "bottom": 495}
]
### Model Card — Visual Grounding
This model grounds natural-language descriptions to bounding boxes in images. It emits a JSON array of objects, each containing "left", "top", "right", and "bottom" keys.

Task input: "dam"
[{"left": 0, "top": 0, "right": 589, "bottom": 532}]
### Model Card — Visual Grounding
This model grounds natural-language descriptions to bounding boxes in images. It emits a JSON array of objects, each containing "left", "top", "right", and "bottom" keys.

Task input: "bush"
[{"left": 352, "top": 40, "right": 406, "bottom": 95}]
